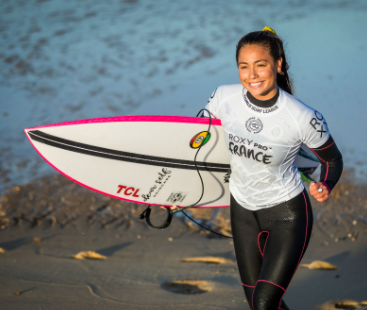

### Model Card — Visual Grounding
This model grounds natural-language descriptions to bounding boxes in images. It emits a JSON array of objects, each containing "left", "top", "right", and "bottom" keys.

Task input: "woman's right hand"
[{"left": 309, "top": 182, "right": 329, "bottom": 202}]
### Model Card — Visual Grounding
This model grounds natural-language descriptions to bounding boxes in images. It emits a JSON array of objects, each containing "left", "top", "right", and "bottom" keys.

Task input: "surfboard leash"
[{"left": 139, "top": 109, "right": 233, "bottom": 238}]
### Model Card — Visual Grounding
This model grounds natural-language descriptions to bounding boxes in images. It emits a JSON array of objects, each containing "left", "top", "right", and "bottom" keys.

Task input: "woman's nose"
[{"left": 249, "top": 67, "right": 258, "bottom": 79}]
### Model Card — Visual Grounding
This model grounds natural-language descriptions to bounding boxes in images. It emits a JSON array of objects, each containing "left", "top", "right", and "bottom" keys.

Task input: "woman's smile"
[{"left": 248, "top": 81, "right": 264, "bottom": 88}]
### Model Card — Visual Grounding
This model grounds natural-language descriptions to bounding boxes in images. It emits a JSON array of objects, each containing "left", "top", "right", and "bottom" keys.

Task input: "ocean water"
[{"left": 0, "top": 0, "right": 366, "bottom": 194}]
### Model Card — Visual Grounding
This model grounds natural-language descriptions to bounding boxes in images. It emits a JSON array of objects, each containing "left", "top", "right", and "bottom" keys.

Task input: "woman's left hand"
[
  {"left": 160, "top": 205, "right": 179, "bottom": 211},
  {"left": 309, "top": 182, "right": 329, "bottom": 202}
]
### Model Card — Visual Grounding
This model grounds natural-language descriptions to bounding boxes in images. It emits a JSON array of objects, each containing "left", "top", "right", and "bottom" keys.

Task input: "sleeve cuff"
[{"left": 321, "top": 181, "right": 331, "bottom": 194}]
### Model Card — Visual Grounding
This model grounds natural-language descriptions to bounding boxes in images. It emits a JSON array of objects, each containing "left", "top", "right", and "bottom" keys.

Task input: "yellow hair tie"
[{"left": 262, "top": 26, "right": 277, "bottom": 35}]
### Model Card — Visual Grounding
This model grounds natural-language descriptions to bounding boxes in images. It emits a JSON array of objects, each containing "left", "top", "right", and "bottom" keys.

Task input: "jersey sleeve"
[
  {"left": 300, "top": 109, "right": 331, "bottom": 149},
  {"left": 204, "top": 87, "right": 221, "bottom": 118}
]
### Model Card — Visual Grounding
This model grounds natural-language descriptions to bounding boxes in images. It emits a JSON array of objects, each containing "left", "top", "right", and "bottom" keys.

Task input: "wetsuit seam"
[
  {"left": 242, "top": 283, "right": 255, "bottom": 288},
  {"left": 310, "top": 149, "right": 328, "bottom": 180},
  {"left": 252, "top": 279, "right": 286, "bottom": 309},
  {"left": 312, "top": 141, "right": 335, "bottom": 150},
  {"left": 310, "top": 149, "right": 330, "bottom": 188},
  {"left": 257, "top": 231, "right": 269, "bottom": 257},
  {"left": 257, "top": 279, "right": 286, "bottom": 291},
  {"left": 310, "top": 149, "right": 325, "bottom": 163}
]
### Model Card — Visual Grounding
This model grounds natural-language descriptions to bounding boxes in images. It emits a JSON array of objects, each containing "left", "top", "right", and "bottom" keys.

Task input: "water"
[{"left": 1, "top": 0, "right": 366, "bottom": 194}]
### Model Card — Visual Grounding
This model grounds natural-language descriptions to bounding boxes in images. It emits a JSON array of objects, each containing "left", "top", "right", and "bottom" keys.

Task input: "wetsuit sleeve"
[
  {"left": 204, "top": 88, "right": 220, "bottom": 118},
  {"left": 310, "top": 135, "right": 343, "bottom": 193}
]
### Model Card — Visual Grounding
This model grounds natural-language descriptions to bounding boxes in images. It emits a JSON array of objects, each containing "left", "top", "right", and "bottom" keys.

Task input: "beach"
[{"left": 1, "top": 0, "right": 367, "bottom": 308}]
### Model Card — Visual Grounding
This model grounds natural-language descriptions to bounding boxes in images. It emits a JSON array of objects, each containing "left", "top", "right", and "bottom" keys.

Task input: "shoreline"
[{"left": 1, "top": 168, "right": 366, "bottom": 235}]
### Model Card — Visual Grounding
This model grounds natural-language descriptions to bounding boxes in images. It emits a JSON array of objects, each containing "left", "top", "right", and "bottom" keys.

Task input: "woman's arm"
[{"left": 309, "top": 136, "right": 343, "bottom": 202}]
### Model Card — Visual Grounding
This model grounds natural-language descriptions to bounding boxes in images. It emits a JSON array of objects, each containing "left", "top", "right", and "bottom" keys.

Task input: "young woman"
[{"left": 204, "top": 27, "right": 343, "bottom": 309}]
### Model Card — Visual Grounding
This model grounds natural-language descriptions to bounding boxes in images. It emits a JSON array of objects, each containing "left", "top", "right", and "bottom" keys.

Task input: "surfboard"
[{"left": 24, "top": 115, "right": 319, "bottom": 208}]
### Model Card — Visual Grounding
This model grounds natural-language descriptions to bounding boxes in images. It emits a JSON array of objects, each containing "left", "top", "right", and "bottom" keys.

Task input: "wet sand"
[{"left": 1, "top": 170, "right": 367, "bottom": 309}]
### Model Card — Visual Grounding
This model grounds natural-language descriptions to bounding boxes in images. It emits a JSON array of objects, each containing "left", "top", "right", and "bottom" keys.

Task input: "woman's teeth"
[{"left": 249, "top": 82, "right": 263, "bottom": 86}]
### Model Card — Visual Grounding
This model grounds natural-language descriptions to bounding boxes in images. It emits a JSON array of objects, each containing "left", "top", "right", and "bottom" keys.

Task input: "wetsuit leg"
[
  {"left": 230, "top": 196, "right": 291, "bottom": 310},
  {"left": 231, "top": 190, "right": 313, "bottom": 310},
  {"left": 230, "top": 195, "right": 262, "bottom": 303}
]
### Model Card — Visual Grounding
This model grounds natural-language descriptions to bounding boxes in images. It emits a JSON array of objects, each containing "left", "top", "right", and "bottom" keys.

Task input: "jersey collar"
[{"left": 242, "top": 87, "right": 286, "bottom": 116}]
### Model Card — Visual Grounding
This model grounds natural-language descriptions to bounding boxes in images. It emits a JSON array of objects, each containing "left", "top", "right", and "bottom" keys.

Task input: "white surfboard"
[{"left": 24, "top": 115, "right": 319, "bottom": 208}]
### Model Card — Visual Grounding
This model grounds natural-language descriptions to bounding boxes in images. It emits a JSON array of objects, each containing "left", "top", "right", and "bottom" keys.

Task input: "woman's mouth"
[{"left": 248, "top": 81, "right": 264, "bottom": 88}]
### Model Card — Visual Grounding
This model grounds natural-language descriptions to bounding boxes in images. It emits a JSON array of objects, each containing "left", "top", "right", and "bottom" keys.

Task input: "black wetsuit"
[{"left": 231, "top": 92, "right": 343, "bottom": 310}]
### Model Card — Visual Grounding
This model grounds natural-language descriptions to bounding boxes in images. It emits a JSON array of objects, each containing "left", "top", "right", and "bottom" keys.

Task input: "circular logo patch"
[
  {"left": 245, "top": 117, "right": 263, "bottom": 134},
  {"left": 190, "top": 131, "right": 211, "bottom": 148}
]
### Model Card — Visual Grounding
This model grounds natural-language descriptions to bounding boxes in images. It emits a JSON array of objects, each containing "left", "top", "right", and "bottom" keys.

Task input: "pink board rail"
[{"left": 25, "top": 115, "right": 228, "bottom": 208}]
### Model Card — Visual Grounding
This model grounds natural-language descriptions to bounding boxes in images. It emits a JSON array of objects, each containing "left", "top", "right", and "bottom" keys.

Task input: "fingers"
[
  {"left": 309, "top": 182, "right": 329, "bottom": 202},
  {"left": 160, "top": 205, "right": 179, "bottom": 210}
]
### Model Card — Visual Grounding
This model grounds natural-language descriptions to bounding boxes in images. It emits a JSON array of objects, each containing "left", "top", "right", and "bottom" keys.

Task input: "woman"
[{"left": 204, "top": 27, "right": 343, "bottom": 309}]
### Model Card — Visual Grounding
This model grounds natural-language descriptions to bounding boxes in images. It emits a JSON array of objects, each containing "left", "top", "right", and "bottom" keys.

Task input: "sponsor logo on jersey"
[
  {"left": 228, "top": 135, "right": 272, "bottom": 164},
  {"left": 228, "top": 142, "right": 272, "bottom": 164},
  {"left": 228, "top": 134, "right": 271, "bottom": 150},
  {"left": 245, "top": 117, "right": 263, "bottom": 134},
  {"left": 190, "top": 131, "right": 211, "bottom": 148},
  {"left": 309, "top": 110, "right": 327, "bottom": 138},
  {"left": 243, "top": 93, "right": 279, "bottom": 114}
]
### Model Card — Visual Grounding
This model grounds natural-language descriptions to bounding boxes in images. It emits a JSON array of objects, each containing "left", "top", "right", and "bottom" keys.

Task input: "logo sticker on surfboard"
[
  {"left": 166, "top": 191, "right": 187, "bottom": 204},
  {"left": 190, "top": 131, "right": 210, "bottom": 149}
]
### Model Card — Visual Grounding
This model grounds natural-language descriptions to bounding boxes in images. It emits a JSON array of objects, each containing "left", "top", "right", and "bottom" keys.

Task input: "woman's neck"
[{"left": 247, "top": 89, "right": 279, "bottom": 108}]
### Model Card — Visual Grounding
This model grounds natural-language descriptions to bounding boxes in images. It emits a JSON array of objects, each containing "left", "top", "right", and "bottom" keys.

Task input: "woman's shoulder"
[
  {"left": 281, "top": 90, "right": 329, "bottom": 136},
  {"left": 281, "top": 89, "right": 317, "bottom": 116}
]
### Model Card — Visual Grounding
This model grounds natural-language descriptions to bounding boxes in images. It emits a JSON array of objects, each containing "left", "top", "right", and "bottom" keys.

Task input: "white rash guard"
[{"left": 205, "top": 84, "right": 330, "bottom": 210}]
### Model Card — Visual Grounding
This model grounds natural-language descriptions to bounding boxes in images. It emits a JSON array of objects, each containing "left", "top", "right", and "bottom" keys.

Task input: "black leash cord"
[{"left": 139, "top": 109, "right": 233, "bottom": 238}]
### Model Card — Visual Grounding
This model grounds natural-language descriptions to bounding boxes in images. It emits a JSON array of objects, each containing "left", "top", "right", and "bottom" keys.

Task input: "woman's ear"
[{"left": 277, "top": 57, "right": 283, "bottom": 73}]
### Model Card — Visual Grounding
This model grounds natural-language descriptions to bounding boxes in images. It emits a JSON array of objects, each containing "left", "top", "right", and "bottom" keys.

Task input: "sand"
[{"left": 1, "top": 171, "right": 367, "bottom": 309}]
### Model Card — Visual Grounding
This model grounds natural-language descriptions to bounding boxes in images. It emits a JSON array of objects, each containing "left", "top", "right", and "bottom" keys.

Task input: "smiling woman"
[
  {"left": 235, "top": 28, "right": 293, "bottom": 98},
  {"left": 204, "top": 27, "right": 344, "bottom": 309}
]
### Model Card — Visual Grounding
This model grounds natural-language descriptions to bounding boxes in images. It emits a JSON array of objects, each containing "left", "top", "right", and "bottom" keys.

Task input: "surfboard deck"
[{"left": 25, "top": 115, "right": 319, "bottom": 208}]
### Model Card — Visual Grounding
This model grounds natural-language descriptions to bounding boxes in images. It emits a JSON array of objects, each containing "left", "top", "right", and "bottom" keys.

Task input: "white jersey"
[{"left": 205, "top": 84, "right": 330, "bottom": 210}]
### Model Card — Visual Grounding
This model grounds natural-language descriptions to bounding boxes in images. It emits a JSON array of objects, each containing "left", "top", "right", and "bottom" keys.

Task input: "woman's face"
[{"left": 237, "top": 44, "right": 282, "bottom": 100}]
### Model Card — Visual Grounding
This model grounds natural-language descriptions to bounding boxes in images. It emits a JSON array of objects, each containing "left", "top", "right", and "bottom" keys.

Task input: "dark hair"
[{"left": 236, "top": 30, "right": 294, "bottom": 95}]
